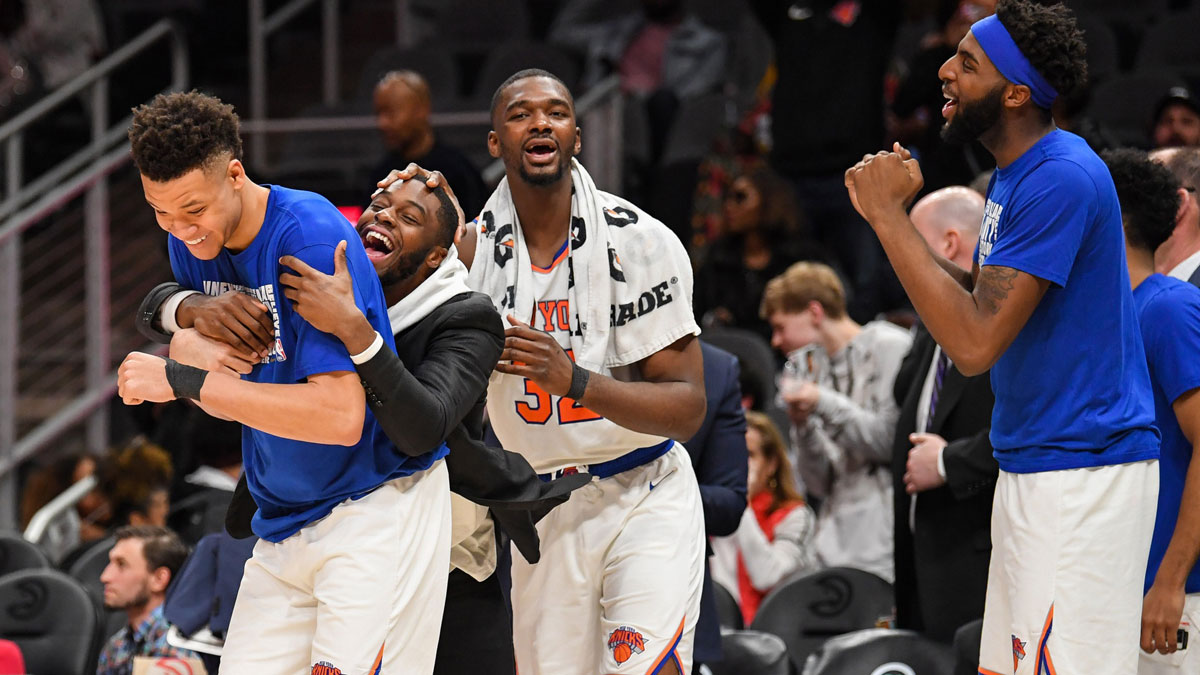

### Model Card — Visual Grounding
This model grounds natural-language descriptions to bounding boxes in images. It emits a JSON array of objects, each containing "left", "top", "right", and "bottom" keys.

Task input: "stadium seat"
[
  {"left": 0, "top": 534, "right": 50, "bottom": 577},
  {"left": 709, "top": 629, "right": 793, "bottom": 675},
  {"left": 749, "top": 567, "right": 894, "bottom": 671},
  {"left": 355, "top": 44, "right": 462, "bottom": 109},
  {"left": 169, "top": 489, "right": 235, "bottom": 546},
  {"left": 1086, "top": 70, "right": 1187, "bottom": 148},
  {"left": 953, "top": 618, "right": 983, "bottom": 675},
  {"left": 804, "top": 628, "right": 955, "bottom": 675},
  {"left": 699, "top": 327, "right": 790, "bottom": 434},
  {"left": 468, "top": 41, "right": 582, "bottom": 107},
  {"left": 1136, "top": 13, "right": 1200, "bottom": 86},
  {"left": 65, "top": 536, "right": 126, "bottom": 642},
  {"left": 0, "top": 568, "right": 101, "bottom": 675},
  {"left": 714, "top": 580, "right": 744, "bottom": 631}
]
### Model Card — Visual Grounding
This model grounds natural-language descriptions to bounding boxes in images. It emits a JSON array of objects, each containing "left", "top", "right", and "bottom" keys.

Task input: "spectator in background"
[
  {"left": 1151, "top": 147, "right": 1200, "bottom": 286},
  {"left": 748, "top": 0, "right": 902, "bottom": 322},
  {"left": 1152, "top": 87, "right": 1200, "bottom": 151},
  {"left": 892, "top": 187, "right": 997, "bottom": 643},
  {"left": 97, "top": 525, "right": 198, "bottom": 675},
  {"left": 99, "top": 437, "right": 174, "bottom": 529},
  {"left": 889, "top": 0, "right": 996, "bottom": 194},
  {"left": 7, "top": 0, "right": 103, "bottom": 91},
  {"left": 19, "top": 451, "right": 108, "bottom": 562},
  {"left": 369, "top": 70, "right": 486, "bottom": 218},
  {"left": 695, "top": 164, "right": 828, "bottom": 342},
  {"left": 711, "top": 411, "right": 815, "bottom": 626},
  {"left": 1103, "top": 149, "right": 1200, "bottom": 670},
  {"left": 760, "top": 262, "right": 911, "bottom": 582},
  {"left": 682, "top": 341, "right": 749, "bottom": 667},
  {"left": 549, "top": 0, "right": 727, "bottom": 172}
]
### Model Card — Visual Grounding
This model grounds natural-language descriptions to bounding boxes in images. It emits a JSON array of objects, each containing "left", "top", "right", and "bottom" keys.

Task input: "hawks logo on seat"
[
  {"left": 607, "top": 626, "right": 646, "bottom": 664},
  {"left": 1012, "top": 635, "right": 1027, "bottom": 670},
  {"left": 312, "top": 662, "right": 342, "bottom": 675}
]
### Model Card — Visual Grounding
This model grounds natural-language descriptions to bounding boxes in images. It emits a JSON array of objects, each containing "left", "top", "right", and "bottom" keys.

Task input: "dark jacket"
[
  {"left": 228, "top": 292, "right": 588, "bottom": 564},
  {"left": 891, "top": 324, "right": 997, "bottom": 643},
  {"left": 684, "top": 342, "right": 749, "bottom": 664}
]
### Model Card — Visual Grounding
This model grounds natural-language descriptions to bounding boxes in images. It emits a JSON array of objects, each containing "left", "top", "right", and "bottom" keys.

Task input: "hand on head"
[{"left": 377, "top": 163, "right": 466, "bottom": 236}]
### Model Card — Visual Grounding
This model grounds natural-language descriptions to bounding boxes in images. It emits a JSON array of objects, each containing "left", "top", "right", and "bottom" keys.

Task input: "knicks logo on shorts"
[
  {"left": 1011, "top": 635, "right": 1027, "bottom": 670},
  {"left": 311, "top": 662, "right": 342, "bottom": 675},
  {"left": 608, "top": 626, "right": 646, "bottom": 664}
]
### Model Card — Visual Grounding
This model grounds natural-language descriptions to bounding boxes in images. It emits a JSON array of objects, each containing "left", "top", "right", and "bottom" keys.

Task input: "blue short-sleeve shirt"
[
  {"left": 1135, "top": 274, "right": 1200, "bottom": 594},
  {"left": 169, "top": 185, "right": 447, "bottom": 541},
  {"left": 974, "top": 129, "right": 1158, "bottom": 473}
]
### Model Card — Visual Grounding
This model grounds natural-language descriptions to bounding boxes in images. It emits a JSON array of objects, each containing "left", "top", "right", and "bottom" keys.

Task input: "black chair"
[
  {"left": 1136, "top": 13, "right": 1200, "bottom": 86},
  {"left": 714, "top": 580, "right": 744, "bottom": 630},
  {"left": 468, "top": 41, "right": 582, "bottom": 107},
  {"left": 710, "top": 629, "right": 793, "bottom": 675},
  {"left": 0, "top": 533, "right": 50, "bottom": 577},
  {"left": 1086, "top": 69, "right": 1187, "bottom": 148},
  {"left": 65, "top": 536, "right": 125, "bottom": 642},
  {"left": 355, "top": 44, "right": 462, "bottom": 109},
  {"left": 749, "top": 567, "right": 894, "bottom": 671},
  {"left": 804, "top": 628, "right": 955, "bottom": 675},
  {"left": 0, "top": 568, "right": 102, "bottom": 675},
  {"left": 169, "top": 488, "right": 235, "bottom": 546},
  {"left": 953, "top": 618, "right": 983, "bottom": 675}
]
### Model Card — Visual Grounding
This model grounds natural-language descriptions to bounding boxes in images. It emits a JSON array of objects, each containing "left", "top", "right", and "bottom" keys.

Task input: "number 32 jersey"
[{"left": 486, "top": 243, "right": 666, "bottom": 474}]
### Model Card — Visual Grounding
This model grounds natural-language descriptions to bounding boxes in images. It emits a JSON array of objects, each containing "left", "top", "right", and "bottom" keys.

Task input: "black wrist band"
[
  {"left": 164, "top": 358, "right": 208, "bottom": 401},
  {"left": 566, "top": 363, "right": 590, "bottom": 401}
]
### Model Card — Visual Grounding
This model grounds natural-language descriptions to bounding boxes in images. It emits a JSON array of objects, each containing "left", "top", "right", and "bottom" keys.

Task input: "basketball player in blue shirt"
[
  {"left": 1105, "top": 148, "right": 1200, "bottom": 672},
  {"left": 845, "top": 2, "right": 1159, "bottom": 673},
  {"left": 116, "top": 91, "right": 452, "bottom": 674}
]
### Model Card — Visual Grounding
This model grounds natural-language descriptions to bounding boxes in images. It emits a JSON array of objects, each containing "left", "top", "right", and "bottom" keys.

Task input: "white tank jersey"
[{"left": 486, "top": 243, "right": 666, "bottom": 473}]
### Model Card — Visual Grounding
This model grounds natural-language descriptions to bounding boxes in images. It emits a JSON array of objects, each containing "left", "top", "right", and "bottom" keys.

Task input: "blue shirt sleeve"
[
  {"left": 279, "top": 242, "right": 363, "bottom": 381},
  {"left": 1143, "top": 286, "right": 1200, "bottom": 404},
  {"left": 167, "top": 236, "right": 200, "bottom": 291},
  {"left": 982, "top": 160, "right": 1095, "bottom": 286}
]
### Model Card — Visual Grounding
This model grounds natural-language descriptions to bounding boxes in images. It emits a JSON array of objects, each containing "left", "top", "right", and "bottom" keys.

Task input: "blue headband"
[{"left": 971, "top": 15, "right": 1058, "bottom": 109}]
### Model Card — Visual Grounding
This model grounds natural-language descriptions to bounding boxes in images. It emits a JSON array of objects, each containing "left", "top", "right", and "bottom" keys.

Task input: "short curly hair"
[
  {"left": 128, "top": 91, "right": 243, "bottom": 182},
  {"left": 1103, "top": 148, "right": 1180, "bottom": 253},
  {"left": 995, "top": 0, "right": 1088, "bottom": 108}
]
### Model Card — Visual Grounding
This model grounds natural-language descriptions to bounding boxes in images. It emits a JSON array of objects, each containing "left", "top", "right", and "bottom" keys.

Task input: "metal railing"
[{"left": 0, "top": 20, "right": 188, "bottom": 529}]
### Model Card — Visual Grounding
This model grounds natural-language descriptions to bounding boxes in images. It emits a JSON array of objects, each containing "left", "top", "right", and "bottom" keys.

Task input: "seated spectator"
[
  {"left": 367, "top": 70, "right": 486, "bottom": 217},
  {"left": 1153, "top": 87, "right": 1200, "bottom": 151},
  {"left": 694, "top": 164, "right": 827, "bottom": 342},
  {"left": 97, "top": 526, "right": 198, "bottom": 675},
  {"left": 6, "top": 0, "right": 103, "bottom": 91},
  {"left": 761, "top": 262, "right": 911, "bottom": 582},
  {"left": 1150, "top": 146, "right": 1200, "bottom": 285},
  {"left": 711, "top": 411, "right": 815, "bottom": 626},
  {"left": 99, "top": 437, "right": 174, "bottom": 529},
  {"left": 19, "top": 451, "right": 107, "bottom": 562}
]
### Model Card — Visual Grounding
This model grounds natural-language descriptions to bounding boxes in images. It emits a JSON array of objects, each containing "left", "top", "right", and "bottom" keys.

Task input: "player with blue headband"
[{"left": 845, "top": 1, "right": 1162, "bottom": 673}]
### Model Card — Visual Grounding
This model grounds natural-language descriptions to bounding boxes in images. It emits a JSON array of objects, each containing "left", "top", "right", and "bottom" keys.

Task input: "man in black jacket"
[
  {"left": 892, "top": 187, "right": 998, "bottom": 643},
  {"left": 137, "top": 173, "right": 586, "bottom": 674}
]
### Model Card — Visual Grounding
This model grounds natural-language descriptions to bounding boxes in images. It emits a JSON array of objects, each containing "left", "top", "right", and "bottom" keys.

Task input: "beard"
[
  {"left": 104, "top": 585, "right": 151, "bottom": 612},
  {"left": 379, "top": 247, "right": 428, "bottom": 288},
  {"left": 941, "top": 83, "right": 1006, "bottom": 145},
  {"left": 518, "top": 155, "right": 571, "bottom": 186}
]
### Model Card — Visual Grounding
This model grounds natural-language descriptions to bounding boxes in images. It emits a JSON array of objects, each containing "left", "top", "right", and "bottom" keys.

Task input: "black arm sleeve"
[
  {"left": 136, "top": 282, "right": 184, "bottom": 344},
  {"left": 353, "top": 299, "right": 504, "bottom": 457}
]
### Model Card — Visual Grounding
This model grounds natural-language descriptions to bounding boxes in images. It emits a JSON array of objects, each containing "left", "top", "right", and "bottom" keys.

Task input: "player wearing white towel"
[{"left": 386, "top": 68, "right": 707, "bottom": 674}]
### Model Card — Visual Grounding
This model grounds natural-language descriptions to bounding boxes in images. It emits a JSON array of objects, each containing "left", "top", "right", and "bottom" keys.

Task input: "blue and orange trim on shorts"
[{"left": 538, "top": 440, "right": 674, "bottom": 482}]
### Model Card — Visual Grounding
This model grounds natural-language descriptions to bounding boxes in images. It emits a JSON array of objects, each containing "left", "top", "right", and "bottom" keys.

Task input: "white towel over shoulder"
[{"left": 467, "top": 159, "right": 699, "bottom": 370}]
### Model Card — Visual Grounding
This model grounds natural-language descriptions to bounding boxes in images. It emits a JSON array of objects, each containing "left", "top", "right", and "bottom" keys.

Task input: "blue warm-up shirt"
[
  {"left": 975, "top": 129, "right": 1158, "bottom": 473},
  {"left": 169, "top": 185, "right": 448, "bottom": 541},
  {"left": 1135, "top": 274, "right": 1200, "bottom": 594}
]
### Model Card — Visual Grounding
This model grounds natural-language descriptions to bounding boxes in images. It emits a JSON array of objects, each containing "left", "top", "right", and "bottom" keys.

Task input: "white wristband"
[
  {"left": 936, "top": 447, "right": 947, "bottom": 481},
  {"left": 161, "top": 290, "right": 200, "bottom": 334},
  {"left": 350, "top": 331, "right": 385, "bottom": 365}
]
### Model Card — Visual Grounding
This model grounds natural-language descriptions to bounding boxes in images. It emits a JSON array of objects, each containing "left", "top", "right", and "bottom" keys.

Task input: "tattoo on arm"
[{"left": 974, "top": 266, "right": 1019, "bottom": 315}]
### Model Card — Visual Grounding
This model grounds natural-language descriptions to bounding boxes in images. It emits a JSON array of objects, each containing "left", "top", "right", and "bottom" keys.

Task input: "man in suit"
[
  {"left": 1150, "top": 147, "right": 1200, "bottom": 287},
  {"left": 892, "top": 186, "right": 999, "bottom": 643},
  {"left": 684, "top": 341, "right": 750, "bottom": 667}
]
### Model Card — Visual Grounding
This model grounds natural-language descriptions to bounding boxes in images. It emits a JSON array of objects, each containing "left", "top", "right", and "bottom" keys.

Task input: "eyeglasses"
[{"left": 727, "top": 190, "right": 751, "bottom": 204}]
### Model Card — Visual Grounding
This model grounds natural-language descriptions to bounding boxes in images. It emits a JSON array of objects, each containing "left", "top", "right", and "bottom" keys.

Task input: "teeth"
[
  {"left": 366, "top": 230, "right": 393, "bottom": 252},
  {"left": 185, "top": 235, "right": 207, "bottom": 245}
]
